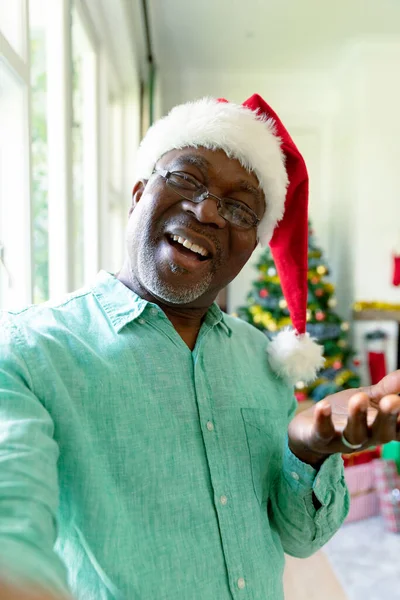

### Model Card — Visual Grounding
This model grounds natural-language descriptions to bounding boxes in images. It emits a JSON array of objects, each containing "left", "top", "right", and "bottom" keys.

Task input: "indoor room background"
[{"left": 1, "top": 1, "right": 400, "bottom": 599}]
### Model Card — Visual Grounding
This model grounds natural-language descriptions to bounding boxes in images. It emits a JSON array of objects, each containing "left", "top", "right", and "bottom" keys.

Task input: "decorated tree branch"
[{"left": 236, "top": 223, "right": 360, "bottom": 401}]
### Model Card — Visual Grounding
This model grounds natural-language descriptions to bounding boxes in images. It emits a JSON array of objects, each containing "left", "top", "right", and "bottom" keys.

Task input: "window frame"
[{"left": 0, "top": 0, "right": 33, "bottom": 310}]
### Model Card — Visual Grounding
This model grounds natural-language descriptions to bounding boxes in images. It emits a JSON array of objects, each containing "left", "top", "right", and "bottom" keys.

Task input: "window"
[
  {"left": 29, "top": 0, "right": 49, "bottom": 303},
  {"left": 0, "top": 0, "right": 140, "bottom": 310},
  {"left": 0, "top": 2, "right": 32, "bottom": 310},
  {"left": 71, "top": 7, "right": 99, "bottom": 289},
  {"left": 0, "top": 0, "right": 26, "bottom": 57},
  {"left": 107, "top": 97, "right": 126, "bottom": 271}
]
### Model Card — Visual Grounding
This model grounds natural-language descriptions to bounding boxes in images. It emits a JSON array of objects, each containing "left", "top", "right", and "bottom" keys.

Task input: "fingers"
[
  {"left": 366, "top": 369, "right": 400, "bottom": 408},
  {"left": 371, "top": 394, "right": 400, "bottom": 443},
  {"left": 313, "top": 401, "right": 336, "bottom": 444},
  {"left": 342, "top": 392, "right": 369, "bottom": 448}
]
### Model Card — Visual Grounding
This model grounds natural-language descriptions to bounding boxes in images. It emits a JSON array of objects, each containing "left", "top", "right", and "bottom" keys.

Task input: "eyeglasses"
[{"left": 153, "top": 169, "right": 261, "bottom": 230}]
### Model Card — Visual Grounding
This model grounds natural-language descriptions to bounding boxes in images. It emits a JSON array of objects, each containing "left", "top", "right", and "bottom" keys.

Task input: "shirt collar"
[{"left": 92, "top": 271, "right": 231, "bottom": 336}]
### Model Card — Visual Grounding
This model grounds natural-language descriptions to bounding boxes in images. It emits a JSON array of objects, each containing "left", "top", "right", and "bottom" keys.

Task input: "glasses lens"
[
  {"left": 167, "top": 172, "right": 200, "bottom": 192},
  {"left": 220, "top": 201, "right": 256, "bottom": 229}
]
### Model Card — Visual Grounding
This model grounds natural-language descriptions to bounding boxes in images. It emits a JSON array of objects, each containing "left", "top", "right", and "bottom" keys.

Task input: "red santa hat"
[{"left": 134, "top": 94, "right": 325, "bottom": 385}]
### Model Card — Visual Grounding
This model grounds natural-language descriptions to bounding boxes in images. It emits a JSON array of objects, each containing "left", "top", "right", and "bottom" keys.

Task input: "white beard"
[{"left": 135, "top": 239, "right": 213, "bottom": 305}]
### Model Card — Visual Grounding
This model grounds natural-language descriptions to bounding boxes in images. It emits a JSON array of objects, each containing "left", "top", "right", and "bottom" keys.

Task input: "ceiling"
[{"left": 147, "top": 0, "right": 400, "bottom": 73}]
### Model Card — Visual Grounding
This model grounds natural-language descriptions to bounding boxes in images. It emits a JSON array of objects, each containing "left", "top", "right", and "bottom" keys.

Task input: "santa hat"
[{"left": 134, "top": 94, "right": 325, "bottom": 385}]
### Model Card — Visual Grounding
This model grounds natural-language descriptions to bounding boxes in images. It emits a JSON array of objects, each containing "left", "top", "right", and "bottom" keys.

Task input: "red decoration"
[
  {"left": 259, "top": 289, "right": 269, "bottom": 298},
  {"left": 295, "top": 391, "right": 307, "bottom": 402},
  {"left": 343, "top": 446, "right": 381, "bottom": 468},
  {"left": 333, "top": 360, "right": 343, "bottom": 370},
  {"left": 311, "top": 277, "right": 319, "bottom": 285},
  {"left": 353, "top": 358, "right": 361, "bottom": 367},
  {"left": 392, "top": 254, "right": 400, "bottom": 286},
  {"left": 368, "top": 351, "right": 387, "bottom": 384},
  {"left": 315, "top": 288, "right": 324, "bottom": 297},
  {"left": 315, "top": 311, "right": 325, "bottom": 321}
]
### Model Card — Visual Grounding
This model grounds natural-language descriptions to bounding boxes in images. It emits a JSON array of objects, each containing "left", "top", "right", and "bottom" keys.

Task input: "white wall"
[{"left": 329, "top": 41, "right": 400, "bottom": 312}]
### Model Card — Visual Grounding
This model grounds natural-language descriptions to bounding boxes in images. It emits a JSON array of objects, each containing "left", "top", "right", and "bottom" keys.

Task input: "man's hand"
[
  {"left": 0, "top": 580, "right": 70, "bottom": 600},
  {"left": 288, "top": 369, "right": 400, "bottom": 467}
]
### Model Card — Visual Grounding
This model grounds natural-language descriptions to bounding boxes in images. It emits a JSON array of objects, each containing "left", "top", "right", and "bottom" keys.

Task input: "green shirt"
[{"left": 0, "top": 271, "right": 349, "bottom": 600}]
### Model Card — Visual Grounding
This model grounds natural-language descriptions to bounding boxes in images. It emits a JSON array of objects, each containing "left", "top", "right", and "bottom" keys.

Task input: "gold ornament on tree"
[{"left": 279, "top": 298, "right": 288, "bottom": 309}]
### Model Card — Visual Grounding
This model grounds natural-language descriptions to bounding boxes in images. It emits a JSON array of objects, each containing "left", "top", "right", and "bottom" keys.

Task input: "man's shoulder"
[
  {"left": 1, "top": 285, "right": 95, "bottom": 342},
  {"left": 222, "top": 313, "right": 269, "bottom": 348}
]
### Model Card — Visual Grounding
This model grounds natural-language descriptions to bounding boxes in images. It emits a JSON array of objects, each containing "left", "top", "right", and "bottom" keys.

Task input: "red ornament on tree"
[
  {"left": 295, "top": 391, "right": 308, "bottom": 402},
  {"left": 259, "top": 289, "right": 269, "bottom": 298},
  {"left": 333, "top": 360, "right": 343, "bottom": 370},
  {"left": 316, "top": 311, "right": 325, "bottom": 321},
  {"left": 311, "top": 276, "right": 319, "bottom": 285},
  {"left": 353, "top": 358, "right": 361, "bottom": 367},
  {"left": 315, "top": 288, "right": 324, "bottom": 297}
]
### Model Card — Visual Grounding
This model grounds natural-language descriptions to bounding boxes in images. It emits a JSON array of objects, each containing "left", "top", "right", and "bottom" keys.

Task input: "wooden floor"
[{"left": 283, "top": 551, "right": 348, "bottom": 600}]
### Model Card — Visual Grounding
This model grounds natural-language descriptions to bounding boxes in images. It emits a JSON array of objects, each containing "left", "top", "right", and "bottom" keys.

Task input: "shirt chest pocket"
[{"left": 241, "top": 408, "right": 287, "bottom": 506}]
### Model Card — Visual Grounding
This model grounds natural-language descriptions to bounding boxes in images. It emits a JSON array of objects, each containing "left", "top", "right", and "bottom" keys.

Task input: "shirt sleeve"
[
  {"left": 268, "top": 393, "right": 350, "bottom": 558},
  {"left": 0, "top": 315, "right": 71, "bottom": 597}
]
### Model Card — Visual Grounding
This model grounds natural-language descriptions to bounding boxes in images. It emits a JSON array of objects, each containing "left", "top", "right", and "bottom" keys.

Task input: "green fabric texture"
[{"left": 0, "top": 271, "right": 349, "bottom": 599}]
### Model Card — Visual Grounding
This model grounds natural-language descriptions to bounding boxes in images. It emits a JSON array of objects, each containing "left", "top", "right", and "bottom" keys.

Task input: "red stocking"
[
  {"left": 393, "top": 254, "right": 400, "bottom": 286},
  {"left": 368, "top": 351, "right": 387, "bottom": 385}
]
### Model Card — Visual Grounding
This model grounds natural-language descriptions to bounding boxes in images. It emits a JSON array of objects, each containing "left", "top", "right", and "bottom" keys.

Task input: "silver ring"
[{"left": 341, "top": 433, "right": 363, "bottom": 450}]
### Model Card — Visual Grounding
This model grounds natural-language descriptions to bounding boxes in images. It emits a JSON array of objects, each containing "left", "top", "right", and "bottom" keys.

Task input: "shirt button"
[
  {"left": 237, "top": 577, "right": 246, "bottom": 590},
  {"left": 206, "top": 421, "right": 214, "bottom": 431},
  {"left": 138, "top": 318, "right": 146, "bottom": 325},
  {"left": 291, "top": 471, "right": 300, "bottom": 481},
  {"left": 150, "top": 308, "right": 158, "bottom": 316},
  {"left": 220, "top": 495, "right": 228, "bottom": 505}
]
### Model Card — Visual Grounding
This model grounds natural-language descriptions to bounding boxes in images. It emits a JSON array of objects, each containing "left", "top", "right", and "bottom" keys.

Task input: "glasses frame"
[{"left": 153, "top": 168, "right": 261, "bottom": 230}]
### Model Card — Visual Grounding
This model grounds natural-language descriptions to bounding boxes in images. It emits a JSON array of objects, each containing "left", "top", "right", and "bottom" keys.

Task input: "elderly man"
[{"left": 1, "top": 94, "right": 400, "bottom": 600}]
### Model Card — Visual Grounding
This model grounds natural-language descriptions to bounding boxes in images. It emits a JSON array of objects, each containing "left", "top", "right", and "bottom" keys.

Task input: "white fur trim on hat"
[
  {"left": 134, "top": 98, "right": 289, "bottom": 245},
  {"left": 266, "top": 328, "right": 325, "bottom": 385}
]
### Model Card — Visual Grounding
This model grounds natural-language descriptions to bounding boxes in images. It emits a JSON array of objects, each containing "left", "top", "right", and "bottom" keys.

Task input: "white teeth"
[{"left": 169, "top": 234, "right": 209, "bottom": 258}]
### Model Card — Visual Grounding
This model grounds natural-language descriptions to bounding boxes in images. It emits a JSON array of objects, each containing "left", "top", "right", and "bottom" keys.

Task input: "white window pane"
[
  {"left": 72, "top": 9, "right": 98, "bottom": 288},
  {"left": 109, "top": 100, "right": 123, "bottom": 191},
  {"left": 0, "top": 61, "right": 31, "bottom": 309},
  {"left": 30, "top": 0, "right": 49, "bottom": 303},
  {"left": 0, "top": 0, "right": 25, "bottom": 57}
]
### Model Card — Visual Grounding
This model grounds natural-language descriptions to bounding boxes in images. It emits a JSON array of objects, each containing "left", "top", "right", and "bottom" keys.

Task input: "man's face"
[{"left": 125, "top": 147, "right": 265, "bottom": 307}]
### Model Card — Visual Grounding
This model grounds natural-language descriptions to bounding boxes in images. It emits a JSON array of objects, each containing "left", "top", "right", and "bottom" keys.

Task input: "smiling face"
[{"left": 125, "top": 147, "right": 265, "bottom": 307}]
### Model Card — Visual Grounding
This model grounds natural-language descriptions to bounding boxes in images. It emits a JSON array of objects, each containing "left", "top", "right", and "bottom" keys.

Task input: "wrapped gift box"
[
  {"left": 373, "top": 459, "right": 400, "bottom": 533},
  {"left": 344, "top": 461, "right": 380, "bottom": 523}
]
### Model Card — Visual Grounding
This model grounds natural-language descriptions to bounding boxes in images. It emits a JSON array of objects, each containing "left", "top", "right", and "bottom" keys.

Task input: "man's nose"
[{"left": 181, "top": 196, "right": 227, "bottom": 228}]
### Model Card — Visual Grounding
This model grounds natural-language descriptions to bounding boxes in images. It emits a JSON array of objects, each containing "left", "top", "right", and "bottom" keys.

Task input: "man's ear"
[{"left": 129, "top": 179, "right": 148, "bottom": 217}]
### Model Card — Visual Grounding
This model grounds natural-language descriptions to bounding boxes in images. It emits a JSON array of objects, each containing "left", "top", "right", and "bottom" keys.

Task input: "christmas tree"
[{"left": 237, "top": 224, "right": 360, "bottom": 401}]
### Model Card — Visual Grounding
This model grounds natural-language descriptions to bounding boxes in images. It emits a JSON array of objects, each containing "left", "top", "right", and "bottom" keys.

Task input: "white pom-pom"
[{"left": 266, "top": 328, "right": 325, "bottom": 385}]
